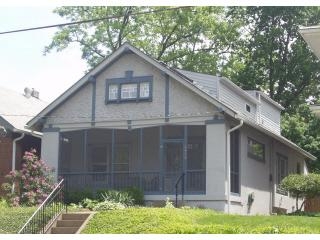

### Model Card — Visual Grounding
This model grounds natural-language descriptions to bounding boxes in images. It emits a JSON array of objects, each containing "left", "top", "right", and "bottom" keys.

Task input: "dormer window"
[
  {"left": 121, "top": 83, "right": 138, "bottom": 99},
  {"left": 140, "top": 82, "right": 150, "bottom": 98},
  {"left": 106, "top": 71, "right": 153, "bottom": 104},
  {"left": 108, "top": 84, "right": 118, "bottom": 100}
]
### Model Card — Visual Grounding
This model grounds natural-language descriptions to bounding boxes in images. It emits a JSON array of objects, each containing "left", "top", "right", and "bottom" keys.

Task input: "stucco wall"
[
  {"left": 227, "top": 124, "right": 306, "bottom": 215},
  {"left": 237, "top": 125, "right": 272, "bottom": 215}
]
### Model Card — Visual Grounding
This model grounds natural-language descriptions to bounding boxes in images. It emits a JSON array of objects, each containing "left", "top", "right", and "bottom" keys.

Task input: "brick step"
[
  {"left": 56, "top": 220, "right": 84, "bottom": 228},
  {"left": 51, "top": 227, "right": 79, "bottom": 234},
  {"left": 61, "top": 213, "right": 90, "bottom": 221}
]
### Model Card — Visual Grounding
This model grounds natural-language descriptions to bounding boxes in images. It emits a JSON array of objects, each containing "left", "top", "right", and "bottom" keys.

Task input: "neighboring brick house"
[{"left": 0, "top": 86, "right": 47, "bottom": 191}]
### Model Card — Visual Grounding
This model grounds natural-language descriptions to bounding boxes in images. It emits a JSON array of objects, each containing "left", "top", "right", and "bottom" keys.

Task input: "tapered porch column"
[{"left": 41, "top": 129, "right": 60, "bottom": 181}]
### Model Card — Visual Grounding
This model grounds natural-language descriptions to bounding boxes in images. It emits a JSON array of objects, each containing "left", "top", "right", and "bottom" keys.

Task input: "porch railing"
[
  {"left": 18, "top": 179, "right": 67, "bottom": 234},
  {"left": 61, "top": 170, "right": 205, "bottom": 195}
]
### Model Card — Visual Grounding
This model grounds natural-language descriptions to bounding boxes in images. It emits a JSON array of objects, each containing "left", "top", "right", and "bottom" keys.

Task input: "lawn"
[
  {"left": 81, "top": 207, "right": 320, "bottom": 234},
  {"left": 0, "top": 205, "right": 36, "bottom": 234}
]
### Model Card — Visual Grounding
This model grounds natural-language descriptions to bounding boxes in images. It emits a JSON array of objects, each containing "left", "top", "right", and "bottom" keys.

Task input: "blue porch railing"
[{"left": 60, "top": 170, "right": 205, "bottom": 195}]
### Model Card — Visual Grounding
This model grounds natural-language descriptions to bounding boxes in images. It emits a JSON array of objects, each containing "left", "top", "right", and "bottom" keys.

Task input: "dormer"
[{"left": 246, "top": 91, "right": 284, "bottom": 134}]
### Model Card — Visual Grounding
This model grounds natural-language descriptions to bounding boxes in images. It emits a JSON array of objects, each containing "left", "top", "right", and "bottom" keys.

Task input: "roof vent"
[
  {"left": 31, "top": 88, "right": 39, "bottom": 99},
  {"left": 0, "top": 126, "right": 7, "bottom": 138},
  {"left": 24, "top": 87, "right": 32, "bottom": 98}
]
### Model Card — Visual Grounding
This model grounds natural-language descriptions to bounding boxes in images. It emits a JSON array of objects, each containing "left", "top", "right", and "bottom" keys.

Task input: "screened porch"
[{"left": 59, "top": 125, "right": 206, "bottom": 195}]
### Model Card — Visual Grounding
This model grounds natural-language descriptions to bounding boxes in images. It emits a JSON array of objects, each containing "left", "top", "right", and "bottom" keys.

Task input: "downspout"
[
  {"left": 226, "top": 117, "right": 243, "bottom": 214},
  {"left": 11, "top": 132, "right": 25, "bottom": 193}
]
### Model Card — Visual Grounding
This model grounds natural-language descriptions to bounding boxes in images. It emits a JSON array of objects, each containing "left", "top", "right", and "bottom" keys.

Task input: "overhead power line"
[{"left": 0, "top": 6, "right": 192, "bottom": 35}]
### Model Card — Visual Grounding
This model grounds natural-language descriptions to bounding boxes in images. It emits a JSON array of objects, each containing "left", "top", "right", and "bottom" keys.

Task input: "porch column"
[
  {"left": 206, "top": 121, "right": 226, "bottom": 199},
  {"left": 41, "top": 130, "right": 60, "bottom": 181}
]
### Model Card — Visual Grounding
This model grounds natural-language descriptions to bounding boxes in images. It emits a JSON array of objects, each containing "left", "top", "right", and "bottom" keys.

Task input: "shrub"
[
  {"left": 96, "top": 188, "right": 144, "bottom": 205},
  {"left": 1, "top": 149, "right": 55, "bottom": 206},
  {"left": 92, "top": 201, "right": 126, "bottom": 211},
  {"left": 280, "top": 173, "right": 320, "bottom": 211},
  {"left": 65, "top": 189, "right": 94, "bottom": 204},
  {"left": 81, "top": 198, "right": 99, "bottom": 210},
  {"left": 123, "top": 187, "right": 144, "bottom": 205},
  {"left": 99, "top": 190, "right": 134, "bottom": 206},
  {"left": 165, "top": 197, "right": 175, "bottom": 208}
]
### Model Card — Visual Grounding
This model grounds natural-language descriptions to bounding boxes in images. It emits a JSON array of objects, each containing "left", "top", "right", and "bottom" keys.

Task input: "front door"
[{"left": 163, "top": 141, "right": 183, "bottom": 193}]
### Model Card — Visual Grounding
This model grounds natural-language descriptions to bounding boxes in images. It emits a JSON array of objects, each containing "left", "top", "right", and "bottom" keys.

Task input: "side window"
[
  {"left": 296, "top": 162, "right": 301, "bottom": 174},
  {"left": 247, "top": 137, "right": 265, "bottom": 162},
  {"left": 276, "top": 153, "right": 288, "bottom": 195},
  {"left": 230, "top": 130, "right": 240, "bottom": 194}
]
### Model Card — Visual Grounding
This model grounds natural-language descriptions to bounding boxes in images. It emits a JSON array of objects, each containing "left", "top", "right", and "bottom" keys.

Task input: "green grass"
[
  {"left": 0, "top": 205, "right": 36, "bottom": 233},
  {"left": 81, "top": 207, "right": 320, "bottom": 234}
]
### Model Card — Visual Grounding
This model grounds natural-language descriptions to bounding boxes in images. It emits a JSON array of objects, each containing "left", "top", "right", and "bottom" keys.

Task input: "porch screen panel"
[
  {"left": 59, "top": 131, "right": 85, "bottom": 173},
  {"left": 141, "top": 127, "right": 160, "bottom": 193},
  {"left": 230, "top": 130, "right": 240, "bottom": 194},
  {"left": 87, "top": 129, "right": 112, "bottom": 172},
  {"left": 187, "top": 126, "right": 206, "bottom": 193}
]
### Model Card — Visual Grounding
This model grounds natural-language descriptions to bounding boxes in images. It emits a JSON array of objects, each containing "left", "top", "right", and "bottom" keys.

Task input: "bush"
[
  {"left": 99, "top": 190, "right": 134, "bottom": 206},
  {"left": 1, "top": 149, "right": 55, "bottom": 206},
  {"left": 280, "top": 173, "right": 320, "bottom": 211},
  {"left": 123, "top": 187, "right": 144, "bottom": 205},
  {"left": 96, "top": 188, "right": 144, "bottom": 206},
  {"left": 65, "top": 189, "right": 94, "bottom": 204},
  {"left": 81, "top": 198, "right": 99, "bottom": 210},
  {"left": 92, "top": 201, "right": 126, "bottom": 211}
]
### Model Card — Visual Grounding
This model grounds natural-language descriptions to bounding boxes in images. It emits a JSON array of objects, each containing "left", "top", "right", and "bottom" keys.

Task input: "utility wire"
[{"left": 0, "top": 6, "right": 192, "bottom": 35}]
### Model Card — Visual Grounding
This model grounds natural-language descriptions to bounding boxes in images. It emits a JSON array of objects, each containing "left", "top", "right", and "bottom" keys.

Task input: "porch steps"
[{"left": 48, "top": 213, "right": 92, "bottom": 234}]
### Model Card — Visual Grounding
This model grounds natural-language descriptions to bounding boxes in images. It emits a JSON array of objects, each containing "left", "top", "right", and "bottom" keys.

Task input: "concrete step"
[
  {"left": 61, "top": 213, "right": 90, "bottom": 221},
  {"left": 56, "top": 220, "right": 84, "bottom": 228},
  {"left": 51, "top": 227, "right": 79, "bottom": 234}
]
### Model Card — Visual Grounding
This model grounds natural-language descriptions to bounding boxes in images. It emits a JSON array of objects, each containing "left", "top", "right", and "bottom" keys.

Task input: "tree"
[
  {"left": 281, "top": 104, "right": 320, "bottom": 172},
  {"left": 45, "top": 6, "right": 242, "bottom": 74},
  {"left": 280, "top": 173, "right": 320, "bottom": 212},
  {"left": 225, "top": 7, "right": 320, "bottom": 110},
  {"left": 2, "top": 149, "right": 55, "bottom": 206}
]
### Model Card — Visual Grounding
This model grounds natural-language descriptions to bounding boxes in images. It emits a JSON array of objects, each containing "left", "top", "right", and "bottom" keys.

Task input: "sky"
[{"left": 0, "top": 6, "right": 87, "bottom": 103}]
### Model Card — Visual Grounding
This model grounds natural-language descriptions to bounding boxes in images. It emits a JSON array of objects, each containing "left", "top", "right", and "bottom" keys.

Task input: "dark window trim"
[
  {"left": 247, "top": 137, "right": 265, "bottom": 162},
  {"left": 105, "top": 73, "right": 153, "bottom": 104}
]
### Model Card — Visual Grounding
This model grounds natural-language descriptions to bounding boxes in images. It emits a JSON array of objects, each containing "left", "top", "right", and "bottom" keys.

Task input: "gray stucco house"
[{"left": 27, "top": 43, "right": 315, "bottom": 215}]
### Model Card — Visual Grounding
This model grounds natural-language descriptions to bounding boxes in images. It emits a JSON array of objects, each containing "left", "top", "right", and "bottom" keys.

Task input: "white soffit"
[{"left": 299, "top": 26, "right": 320, "bottom": 59}]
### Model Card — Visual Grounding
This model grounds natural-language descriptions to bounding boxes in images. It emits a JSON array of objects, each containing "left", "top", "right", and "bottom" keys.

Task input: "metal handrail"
[
  {"left": 18, "top": 179, "right": 67, "bottom": 234},
  {"left": 175, "top": 172, "right": 185, "bottom": 208}
]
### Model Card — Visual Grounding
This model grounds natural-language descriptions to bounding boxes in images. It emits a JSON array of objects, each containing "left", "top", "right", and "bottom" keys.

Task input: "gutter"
[
  {"left": 226, "top": 117, "right": 244, "bottom": 214},
  {"left": 11, "top": 133, "right": 25, "bottom": 193}
]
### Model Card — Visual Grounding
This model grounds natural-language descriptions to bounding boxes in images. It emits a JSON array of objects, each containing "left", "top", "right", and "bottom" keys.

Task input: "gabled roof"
[
  {"left": 27, "top": 43, "right": 237, "bottom": 129},
  {"left": 26, "top": 43, "right": 315, "bottom": 160},
  {"left": 0, "top": 86, "right": 47, "bottom": 136}
]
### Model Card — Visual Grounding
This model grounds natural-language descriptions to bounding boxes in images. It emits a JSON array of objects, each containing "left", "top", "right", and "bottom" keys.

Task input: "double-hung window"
[{"left": 247, "top": 138, "right": 265, "bottom": 162}]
